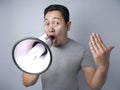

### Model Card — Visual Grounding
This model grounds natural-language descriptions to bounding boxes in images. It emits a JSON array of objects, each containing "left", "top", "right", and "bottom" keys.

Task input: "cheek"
[
  {"left": 56, "top": 25, "right": 66, "bottom": 32},
  {"left": 44, "top": 26, "right": 47, "bottom": 31},
  {"left": 55, "top": 28, "right": 64, "bottom": 36},
  {"left": 44, "top": 27, "right": 49, "bottom": 34},
  {"left": 44, "top": 27, "right": 46, "bottom": 32},
  {"left": 56, "top": 30, "right": 66, "bottom": 39}
]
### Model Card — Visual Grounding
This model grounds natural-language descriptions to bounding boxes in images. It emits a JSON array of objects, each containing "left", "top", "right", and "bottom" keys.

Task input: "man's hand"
[{"left": 89, "top": 33, "right": 114, "bottom": 71}]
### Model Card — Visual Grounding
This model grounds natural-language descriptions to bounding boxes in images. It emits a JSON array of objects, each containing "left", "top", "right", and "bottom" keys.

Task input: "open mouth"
[
  {"left": 49, "top": 35, "right": 55, "bottom": 41},
  {"left": 49, "top": 35, "right": 56, "bottom": 43},
  {"left": 50, "top": 36, "right": 55, "bottom": 40}
]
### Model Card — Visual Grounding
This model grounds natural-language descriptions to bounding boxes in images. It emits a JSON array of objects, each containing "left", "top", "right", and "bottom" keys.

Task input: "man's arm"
[
  {"left": 82, "top": 33, "right": 114, "bottom": 90},
  {"left": 82, "top": 66, "right": 108, "bottom": 90},
  {"left": 22, "top": 72, "right": 39, "bottom": 87}
]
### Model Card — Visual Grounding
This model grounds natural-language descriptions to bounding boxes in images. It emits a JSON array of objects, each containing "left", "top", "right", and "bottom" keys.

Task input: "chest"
[{"left": 47, "top": 46, "right": 83, "bottom": 74}]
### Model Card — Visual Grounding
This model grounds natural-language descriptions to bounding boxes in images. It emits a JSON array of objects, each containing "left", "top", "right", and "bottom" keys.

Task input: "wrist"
[{"left": 97, "top": 66, "right": 109, "bottom": 73}]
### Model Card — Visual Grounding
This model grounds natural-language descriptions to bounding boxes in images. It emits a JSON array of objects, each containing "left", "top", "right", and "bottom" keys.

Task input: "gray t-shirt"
[{"left": 41, "top": 38, "right": 95, "bottom": 90}]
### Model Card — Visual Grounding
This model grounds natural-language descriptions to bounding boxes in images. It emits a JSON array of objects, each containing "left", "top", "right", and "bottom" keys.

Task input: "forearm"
[
  {"left": 90, "top": 67, "right": 108, "bottom": 90},
  {"left": 22, "top": 72, "right": 40, "bottom": 87}
]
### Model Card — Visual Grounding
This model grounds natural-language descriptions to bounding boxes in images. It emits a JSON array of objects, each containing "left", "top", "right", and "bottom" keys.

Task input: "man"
[{"left": 22, "top": 4, "right": 114, "bottom": 90}]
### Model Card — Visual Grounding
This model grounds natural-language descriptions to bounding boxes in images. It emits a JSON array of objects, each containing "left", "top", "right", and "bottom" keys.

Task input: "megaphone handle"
[
  {"left": 27, "top": 43, "right": 46, "bottom": 60},
  {"left": 32, "top": 41, "right": 48, "bottom": 56}
]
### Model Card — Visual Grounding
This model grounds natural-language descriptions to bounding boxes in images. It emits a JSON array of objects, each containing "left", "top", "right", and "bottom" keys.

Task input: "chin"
[
  {"left": 52, "top": 43, "right": 58, "bottom": 46},
  {"left": 52, "top": 42, "right": 60, "bottom": 46}
]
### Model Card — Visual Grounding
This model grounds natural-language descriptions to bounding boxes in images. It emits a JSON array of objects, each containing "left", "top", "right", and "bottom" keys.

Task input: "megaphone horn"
[{"left": 12, "top": 34, "right": 52, "bottom": 74}]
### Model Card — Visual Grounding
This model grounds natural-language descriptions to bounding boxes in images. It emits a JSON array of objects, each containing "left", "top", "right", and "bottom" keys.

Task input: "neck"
[
  {"left": 61, "top": 37, "right": 69, "bottom": 45},
  {"left": 53, "top": 37, "right": 69, "bottom": 47}
]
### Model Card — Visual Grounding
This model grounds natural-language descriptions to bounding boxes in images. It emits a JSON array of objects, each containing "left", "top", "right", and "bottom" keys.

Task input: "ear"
[{"left": 66, "top": 21, "right": 71, "bottom": 31}]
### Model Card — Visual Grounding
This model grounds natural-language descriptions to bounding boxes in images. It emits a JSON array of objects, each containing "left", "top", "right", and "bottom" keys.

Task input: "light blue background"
[{"left": 0, "top": 0, "right": 120, "bottom": 90}]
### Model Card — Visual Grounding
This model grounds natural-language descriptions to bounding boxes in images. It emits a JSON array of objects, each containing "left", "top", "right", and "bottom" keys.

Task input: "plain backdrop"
[{"left": 0, "top": 0, "right": 120, "bottom": 90}]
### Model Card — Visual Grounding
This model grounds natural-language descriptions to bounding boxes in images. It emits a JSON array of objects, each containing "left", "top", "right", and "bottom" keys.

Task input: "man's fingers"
[
  {"left": 90, "top": 33, "right": 107, "bottom": 53},
  {"left": 95, "top": 34, "right": 107, "bottom": 51},
  {"left": 90, "top": 33, "right": 115, "bottom": 55},
  {"left": 89, "top": 41, "right": 96, "bottom": 55},
  {"left": 90, "top": 33, "right": 100, "bottom": 53}
]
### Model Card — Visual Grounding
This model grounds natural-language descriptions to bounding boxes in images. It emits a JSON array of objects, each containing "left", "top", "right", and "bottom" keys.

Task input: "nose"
[
  {"left": 49, "top": 28, "right": 55, "bottom": 32},
  {"left": 48, "top": 24, "right": 55, "bottom": 32}
]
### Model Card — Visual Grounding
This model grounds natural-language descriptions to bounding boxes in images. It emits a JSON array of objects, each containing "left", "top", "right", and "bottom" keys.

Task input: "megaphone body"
[{"left": 12, "top": 34, "right": 52, "bottom": 74}]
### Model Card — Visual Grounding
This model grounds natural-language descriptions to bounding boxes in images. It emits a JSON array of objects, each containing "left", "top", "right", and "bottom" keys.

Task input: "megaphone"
[{"left": 12, "top": 34, "right": 52, "bottom": 74}]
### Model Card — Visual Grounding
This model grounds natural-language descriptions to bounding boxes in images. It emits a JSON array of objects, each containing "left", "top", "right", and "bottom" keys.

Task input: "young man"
[{"left": 22, "top": 4, "right": 114, "bottom": 90}]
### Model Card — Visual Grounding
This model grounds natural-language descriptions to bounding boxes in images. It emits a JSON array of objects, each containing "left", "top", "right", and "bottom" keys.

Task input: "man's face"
[{"left": 44, "top": 11, "right": 70, "bottom": 46}]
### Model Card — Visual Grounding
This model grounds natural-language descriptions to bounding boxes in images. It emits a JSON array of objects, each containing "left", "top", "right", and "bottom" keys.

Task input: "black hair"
[{"left": 44, "top": 4, "right": 70, "bottom": 24}]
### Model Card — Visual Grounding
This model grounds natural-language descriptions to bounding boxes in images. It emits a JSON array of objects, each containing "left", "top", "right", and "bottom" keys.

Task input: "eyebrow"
[{"left": 44, "top": 17, "right": 61, "bottom": 21}]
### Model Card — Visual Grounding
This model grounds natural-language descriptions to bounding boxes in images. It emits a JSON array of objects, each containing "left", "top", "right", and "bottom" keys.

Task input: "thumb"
[{"left": 108, "top": 46, "right": 115, "bottom": 53}]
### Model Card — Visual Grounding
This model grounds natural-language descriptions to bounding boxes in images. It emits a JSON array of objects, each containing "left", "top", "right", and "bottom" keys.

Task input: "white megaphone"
[{"left": 12, "top": 34, "right": 52, "bottom": 74}]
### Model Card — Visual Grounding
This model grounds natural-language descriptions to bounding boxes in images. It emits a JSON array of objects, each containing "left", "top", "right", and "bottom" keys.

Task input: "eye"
[
  {"left": 54, "top": 22, "right": 60, "bottom": 26},
  {"left": 45, "top": 22, "right": 50, "bottom": 26}
]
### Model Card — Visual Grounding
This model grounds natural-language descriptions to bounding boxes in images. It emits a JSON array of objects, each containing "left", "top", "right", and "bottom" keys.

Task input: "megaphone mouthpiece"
[{"left": 39, "top": 34, "right": 52, "bottom": 47}]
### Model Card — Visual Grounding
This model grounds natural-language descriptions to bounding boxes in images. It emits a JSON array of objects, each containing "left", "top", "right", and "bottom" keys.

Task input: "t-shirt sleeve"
[{"left": 81, "top": 49, "right": 96, "bottom": 68}]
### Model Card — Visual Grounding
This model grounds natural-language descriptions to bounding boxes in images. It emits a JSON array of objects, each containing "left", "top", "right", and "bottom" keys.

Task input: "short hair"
[{"left": 44, "top": 4, "right": 70, "bottom": 24}]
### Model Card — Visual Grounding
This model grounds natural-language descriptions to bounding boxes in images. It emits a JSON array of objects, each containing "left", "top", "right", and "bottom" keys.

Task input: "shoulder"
[{"left": 68, "top": 38, "right": 86, "bottom": 51}]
